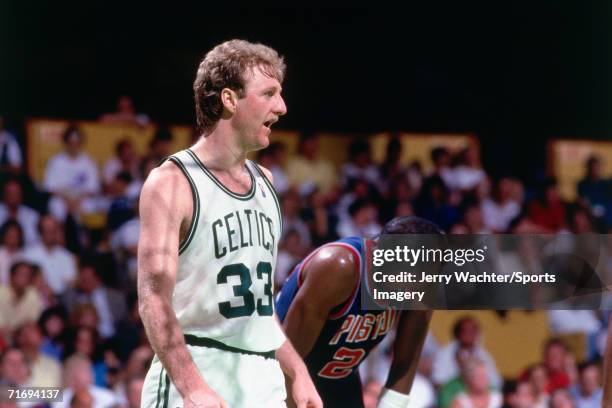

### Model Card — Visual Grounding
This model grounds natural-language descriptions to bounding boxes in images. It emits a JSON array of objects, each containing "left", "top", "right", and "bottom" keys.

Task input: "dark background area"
[{"left": 1, "top": 3, "right": 610, "bottom": 183}]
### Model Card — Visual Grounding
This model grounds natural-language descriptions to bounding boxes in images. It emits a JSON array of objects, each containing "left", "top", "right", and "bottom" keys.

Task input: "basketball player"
[
  {"left": 138, "top": 40, "right": 321, "bottom": 408},
  {"left": 276, "top": 216, "right": 441, "bottom": 408}
]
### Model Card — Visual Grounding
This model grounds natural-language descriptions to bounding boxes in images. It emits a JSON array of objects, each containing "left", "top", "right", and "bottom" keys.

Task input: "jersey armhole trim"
[
  {"left": 168, "top": 156, "right": 200, "bottom": 255},
  {"left": 296, "top": 242, "right": 362, "bottom": 320},
  {"left": 249, "top": 161, "right": 283, "bottom": 233}
]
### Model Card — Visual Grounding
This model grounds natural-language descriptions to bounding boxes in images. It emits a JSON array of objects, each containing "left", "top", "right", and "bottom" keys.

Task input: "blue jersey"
[{"left": 276, "top": 237, "right": 398, "bottom": 407}]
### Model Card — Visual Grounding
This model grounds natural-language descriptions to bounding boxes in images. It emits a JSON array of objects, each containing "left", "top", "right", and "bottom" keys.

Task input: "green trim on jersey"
[
  {"left": 155, "top": 367, "right": 164, "bottom": 408},
  {"left": 249, "top": 162, "right": 283, "bottom": 234},
  {"left": 162, "top": 372, "right": 170, "bottom": 408},
  {"left": 184, "top": 333, "right": 277, "bottom": 360},
  {"left": 168, "top": 156, "right": 201, "bottom": 255},
  {"left": 186, "top": 148, "right": 256, "bottom": 201}
]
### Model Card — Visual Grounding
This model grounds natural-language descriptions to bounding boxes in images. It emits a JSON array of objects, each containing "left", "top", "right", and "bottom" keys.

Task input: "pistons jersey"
[{"left": 275, "top": 237, "right": 398, "bottom": 398}]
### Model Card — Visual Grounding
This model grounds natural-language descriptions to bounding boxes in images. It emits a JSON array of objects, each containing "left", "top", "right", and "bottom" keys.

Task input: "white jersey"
[{"left": 168, "top": 149, "right": 285, "bottom": 352}]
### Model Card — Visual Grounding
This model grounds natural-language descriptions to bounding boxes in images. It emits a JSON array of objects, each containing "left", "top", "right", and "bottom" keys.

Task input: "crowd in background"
[{"left": 0, "top": 102, "right": 611, "bottom": 407}]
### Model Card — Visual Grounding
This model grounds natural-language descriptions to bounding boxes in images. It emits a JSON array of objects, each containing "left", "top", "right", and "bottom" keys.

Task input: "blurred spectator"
[
  {"left": 14, "top": 321, "right": 62, "bottom": 387},
  {"left": 340, "top": 139, "right": 381, "bottom": 189},
  {"left": 380, "top": 175, "right": 416, "bottom": 222},
  {"left": 0, "top": 116, "right": 23, "bottom": 175},
  {"left": 280, "top": 190, "right": 311, "bottom": 249},
  {"left": 378, "top": 137, "right": 407, "bottom": 195},
  {"left": 124, "top": 376, "right": 145, "bottom": 408},
  {"left": 110, "top": 203, "right": 140, "bottom": 285},
  {"left": 109, "top": 292, "right": 145, "bottom": 363},
  {"left": 527, "top": 178, "right": 566, "bottom": 232},
  {"left": 451, "top": 204, "right": 490, "bottom": 234},
  {"left": 257, "top": 142, "right": 289, "bottom": 194},
  {"left": 540, "top": 339, "right": 572, "bottom": 393},
  {"left": 449, "top": 145, "right": 487, "bottom": 191},
  {"left": 23, "top": 215, "right": 77, "bottom": 295},
  {"left": 102, "top": 139, "right": 138, "bottom": 190},
  {"left": 43, "top": 126, "right": 101, "bottom": 221},
  {"left": 414, "top": 175, "right": 459, "bottom": 231},
  {"left": 567, "top": 204, "right": 595, "bottom": 234},
  {"left": 275, "top": 229, "right": 307, "bottom": 289},
  {"left": 524, "top": 362, "right": 550, "bottom": 407},
  {"left": 336, "top": 199, "right": 381, "bottom": 238},
  {"left": 481, "top": 177, "right": 521, "bottom": 233},
  {"left": 504, "top": 381, "right": 538, "bottom": 408},
  {"left": 300, "top": 189, "right": 339, "bottom": 248},
  {"left": 39, "top": 306, "right": 69, "bottom": 360},
  {"left": 548, "top": 310, "right": 601, "bottom": 344},
  {"left": 286, "top": 133, "right": 336, "bottom": 194},
  {"left": 0, "top": 220, "right": 24, "bottom": 285},
  {"left": 0, "top": 178, "right": 40, "bottom": 245},
  {"left": 0, "top": 348, "right": 30, "bottom": 386},
  {"left": 61, "top": 263, "right": 127, "bottom": 338},
  {"left": 99, "top": 95, "right": 150, "bottom": 126},
  {"left": 70, "top": 388, "right": 94, "bottom": 408},
  {"left": 0, "top": 262, "right": 43, "bottom": 336},
  {"left": 148, "top": 128, "right": 173, "bottom": 162},
  {"left": 337, "top": 178, "right": 378, "bottom": 224},
  {"left": 569, "top": 361, "right": 602, "bottom": 408},
  {"left": 124, "top": 154, "right": 157, "bottom": 202},
  {"left": 52, "top": 354, "right": 120, "bottom": 408},
  {"left": 577, "top": 155, "right": 612, "bottom": 229},
  {"left": 429, "top": 146, "right": 456, "bottom": 189},
  {"left": 107, "top": 172, "right": 136, "bottom": 231},
  {"left": 549, "top": 388, "right": 575, "bottom": 408},
  {"left": 31, "top": 263, "right": 59, "bottom": 308},
  {"left": 432, "top": 316, "right": 502, "bottom": 388},
  {"left": 449, "top": 358, "right": 502, "bottom": 408}
]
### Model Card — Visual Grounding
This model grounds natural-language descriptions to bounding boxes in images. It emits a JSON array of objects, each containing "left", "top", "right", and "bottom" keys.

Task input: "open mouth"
[{"left": 263, "top": 118, "right": 276, "bottom": 129}]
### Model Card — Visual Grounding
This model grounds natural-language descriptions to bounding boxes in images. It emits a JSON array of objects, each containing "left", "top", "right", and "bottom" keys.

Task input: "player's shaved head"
[{"left": 381, "top": 216, "right": 444, "bottom": 235}]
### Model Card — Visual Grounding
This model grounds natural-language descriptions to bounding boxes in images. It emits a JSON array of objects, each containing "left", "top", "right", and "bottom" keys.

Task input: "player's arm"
[
  {"left": 378, "top": 310, "right": 433, "bottom": 408},
  {"left": 283, "top": 245, "right": 359, "bottom": 356},
  {"left": 137, "top": 163, "right": 226, "bottom": 408},
  {"left": 602, "top": 315, "right": 612, "bottom": 408}
]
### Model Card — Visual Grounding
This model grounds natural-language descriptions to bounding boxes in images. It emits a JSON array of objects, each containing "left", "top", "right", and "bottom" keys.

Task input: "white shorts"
[{"left": 141, "top": 343, "right": 287, "bottom": 408}]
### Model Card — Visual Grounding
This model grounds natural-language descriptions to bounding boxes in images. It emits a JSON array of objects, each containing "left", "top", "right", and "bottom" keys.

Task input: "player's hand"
[
  {"left": 290, "top": 372, "right": 323, "bottom": 408},
  {"left": 183, "top": 388, "right": 228, "bottom": 408}
]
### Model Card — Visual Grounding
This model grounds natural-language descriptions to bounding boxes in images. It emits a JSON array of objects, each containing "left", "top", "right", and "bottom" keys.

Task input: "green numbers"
[{"left": 217, "top": 262, "right": 273, "bottom": 318}]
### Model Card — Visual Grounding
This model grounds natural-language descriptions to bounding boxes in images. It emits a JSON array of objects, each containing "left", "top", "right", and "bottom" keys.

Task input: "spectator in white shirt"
[
  {"left": 449, "top": 146, "right": 487, "bottom": 191},
  {"left": 0, "top": 178, "right": 40, "bottom": 245},
  {"left": 23, "top": 215, "right": 77, "bottom": 295},
  {"left": 432, "top": 316, "right": 502, "bottom": 389},
  {"left": 43, "top": 126, "right": 101, "bottom": 221},
  {"left": 102, "top": 139, "right": 138, "bottom": 191},
  {"left": 481, "top": 177, "right": 522, "bottom": 233}
]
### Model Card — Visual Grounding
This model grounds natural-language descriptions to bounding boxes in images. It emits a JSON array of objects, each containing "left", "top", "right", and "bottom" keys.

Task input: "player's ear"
[{"left": 221, "top": 88, "right": 238, "bottom": 114}]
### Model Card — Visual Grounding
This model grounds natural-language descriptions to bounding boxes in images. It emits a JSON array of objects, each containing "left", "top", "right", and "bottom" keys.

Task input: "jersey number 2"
[
  {"left": 217, "top": 262, "right": 273, "bottom": 319},
  {"left": 318, "top": 347, "right": 366, "bottom": 379}
]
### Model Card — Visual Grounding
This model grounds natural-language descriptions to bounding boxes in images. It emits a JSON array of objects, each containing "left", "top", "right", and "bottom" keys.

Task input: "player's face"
[{"left": 233, "top": 66, "right": 286, "bottom": 150}]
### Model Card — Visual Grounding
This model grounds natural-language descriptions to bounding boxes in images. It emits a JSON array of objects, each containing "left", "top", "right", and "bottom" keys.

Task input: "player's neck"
[{"left": 190, "top": 127, "right": 248, "bottom": 174}]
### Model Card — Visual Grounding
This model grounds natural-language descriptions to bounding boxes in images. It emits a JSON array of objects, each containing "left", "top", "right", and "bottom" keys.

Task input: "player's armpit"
[
  {"left": 283, "top": 245, "right": 360, "bottom": 357},
  {"left": 384, "top": 311, "right": 433, "bottom": 394}
]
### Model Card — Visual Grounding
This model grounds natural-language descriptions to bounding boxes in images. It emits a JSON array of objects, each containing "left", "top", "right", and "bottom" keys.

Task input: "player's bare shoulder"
[
  {"left": 139, "top": 159, "right": 194, "bottom": 232},
  {"left": 300, "top": 244, "right": 360, "bottom": 302}
]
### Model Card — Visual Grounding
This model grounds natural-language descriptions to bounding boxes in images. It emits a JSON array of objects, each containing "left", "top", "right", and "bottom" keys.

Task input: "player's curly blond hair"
[{"left": 193, "top": 39, "right": 286, "bottom": 134}]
